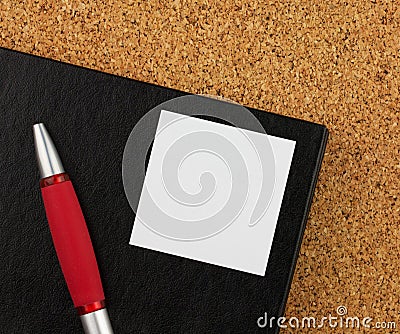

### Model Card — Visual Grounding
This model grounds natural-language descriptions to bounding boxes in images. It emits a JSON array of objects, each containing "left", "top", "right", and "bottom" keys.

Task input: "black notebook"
[{"left": 0, "top": 47, "right": 328, "bottom": 334}]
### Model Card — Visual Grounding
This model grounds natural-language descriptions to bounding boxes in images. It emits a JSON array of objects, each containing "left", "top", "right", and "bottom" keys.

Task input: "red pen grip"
[{"left": 41, "top": 176, "right": 105, "bottom": 309}]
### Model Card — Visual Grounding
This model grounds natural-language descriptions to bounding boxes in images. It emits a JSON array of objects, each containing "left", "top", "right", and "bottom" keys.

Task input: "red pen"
[{"left": 33, "top": 123, "right": 114, "bottom": 334}]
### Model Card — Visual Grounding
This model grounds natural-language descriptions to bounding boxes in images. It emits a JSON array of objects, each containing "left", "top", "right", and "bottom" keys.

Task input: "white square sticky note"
[{"left": 130, "top": 110, "right": 295, "bottom": 276}]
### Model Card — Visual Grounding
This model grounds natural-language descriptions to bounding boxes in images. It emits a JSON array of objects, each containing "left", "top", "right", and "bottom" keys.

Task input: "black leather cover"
[{"left": 0, "top": 47, "right": 328, "bottom": 334}]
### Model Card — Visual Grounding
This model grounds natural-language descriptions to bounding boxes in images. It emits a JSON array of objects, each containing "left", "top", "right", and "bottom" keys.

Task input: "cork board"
[{"left": 0, "top": 0, "right": 399, "bottom": 333}]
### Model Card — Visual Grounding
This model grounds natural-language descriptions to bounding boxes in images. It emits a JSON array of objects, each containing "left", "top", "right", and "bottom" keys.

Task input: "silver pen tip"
[{"left": 33, "top": 123, "right": 65, "bottom": 179}]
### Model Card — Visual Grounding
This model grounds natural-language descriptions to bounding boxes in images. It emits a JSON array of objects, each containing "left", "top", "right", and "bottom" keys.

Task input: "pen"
[{"left": 33, "top": 123, "right": 114, "bottom": 334}]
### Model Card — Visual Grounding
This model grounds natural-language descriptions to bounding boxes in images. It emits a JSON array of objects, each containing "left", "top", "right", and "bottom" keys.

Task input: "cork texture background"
[{"left": 0, "top": 0, "right": 399, "bottom": 332}]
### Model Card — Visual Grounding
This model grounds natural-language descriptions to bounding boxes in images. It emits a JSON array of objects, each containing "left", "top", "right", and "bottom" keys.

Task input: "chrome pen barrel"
[{"left": 80, "top": 308, "right": 114, "bottom": 334}]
